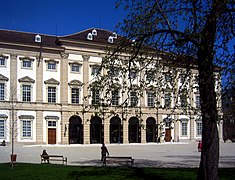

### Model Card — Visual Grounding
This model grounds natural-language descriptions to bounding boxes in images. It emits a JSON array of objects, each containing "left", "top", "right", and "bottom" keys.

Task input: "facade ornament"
[
  {"left": 82, "top": 55, "right": 90, "bottom": 61},
  {"left": 60, "top": 52, "right": 69, "bottom": 59}
]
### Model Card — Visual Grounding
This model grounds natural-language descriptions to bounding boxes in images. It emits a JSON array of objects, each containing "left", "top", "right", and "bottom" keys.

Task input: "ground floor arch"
[
  {"left": 146, "top": 117, "right": 157, "bottom": 142},
  {"left": 90, "top": 116, "right": 103, "bottom": 144},
  {"left": 128, "top": 117, "right": 141, "bottom": 143},
  {"left": 110, "top": 116, "right": 123, "bottom": 143},
  {"left": 69, "top": 115, "right": 83, "bottom": 144}
]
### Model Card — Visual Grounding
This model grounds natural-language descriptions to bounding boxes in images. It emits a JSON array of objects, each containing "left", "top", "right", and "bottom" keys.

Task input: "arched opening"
[
  {"left": 128, "top": 117, "right": 141, "bottom": 143},
  {"left": 110, "top": 116, "right": 123, "bottom": 143},
  {"left": 146, "top": 117, "right": 157, "bottom": 142},
  {"left": 90, "top": 116, "right": 103, "bottom": 144},
  {"left": 69, "top": 116, "right": 83, "bottom": 144}
]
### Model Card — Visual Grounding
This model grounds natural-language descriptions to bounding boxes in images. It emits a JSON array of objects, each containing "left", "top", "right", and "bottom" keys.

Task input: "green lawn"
[{"left": 0, "top": 163, "right": 234, "bottom": 180}]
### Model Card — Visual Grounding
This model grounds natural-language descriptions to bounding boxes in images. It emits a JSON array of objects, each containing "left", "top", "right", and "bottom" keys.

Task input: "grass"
[{"left": 0, "top": 163, "right": 234, "bottom": 180}]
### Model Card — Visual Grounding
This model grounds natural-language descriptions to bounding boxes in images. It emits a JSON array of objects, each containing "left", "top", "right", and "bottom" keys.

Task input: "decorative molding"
[
  {"left": 44, "top": 115, "right": 59, "bottom": 120},
  {"left": 60, "top": 52, "right": 69, "bottom": 59},
  {"left": 0, "top": 54, "right": 9, "bottom": 59},
  {"left": 0, "top": 74, "right": 9, "bottom": 81},
  {"left": 44, "top": 78, "right": 60, "bottom": 85},
  {"left": 82, "top": 55, "right": 90, "bottom": 61},
  {"left": 18, "top": 76, "right": 35, "bottom": 83},
  {"left": 19, "top": 115, "right": 35, "bottom": 119},
  {"left": 0, "top": 114, "right": 8, "bottom": 119},
  {"left": 68, "top": 79, "right": 83, "bottom": 86},
  {"left": 44, "top": 59, "right": 59, "bottom": 64},
  {"left": 19, "top": 57, "right": 35, "bottom": 61}
]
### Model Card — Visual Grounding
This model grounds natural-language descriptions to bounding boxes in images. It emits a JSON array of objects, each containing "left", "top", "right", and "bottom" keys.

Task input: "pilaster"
[
  {"left": 36, "top": 56, "right": 43, "bottom": 102},
  {"left": 82, "top": 55, "right": 90, "bottom": 106},
  {"left": 60, "top": 53, "right": 69, "bottom": 104},
  {"left": 36, "top": 111, "right": 43, "bottom": 143}
]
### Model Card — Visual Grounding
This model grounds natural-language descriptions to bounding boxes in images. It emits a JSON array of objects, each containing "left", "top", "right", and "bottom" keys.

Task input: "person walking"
[{"left": 101, "top": 143, "right": 109, "bottom": 166}]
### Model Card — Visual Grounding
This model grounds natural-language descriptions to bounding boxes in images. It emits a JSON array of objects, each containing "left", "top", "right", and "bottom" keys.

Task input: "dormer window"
[
  {"left": 108, "top": 36, "right": 114, "bottom": 43},
  {"left": 112, "top": 32, "right": 117, "bottom": 39},
  {"left": 87, "top": 33, "right": 93, "bottom": 40},
  {"left": 35, "top": 34, "right": 41, "bottom": 43},
  {"left": 92, "top": 29, "right": 97, "bottom": 36}
]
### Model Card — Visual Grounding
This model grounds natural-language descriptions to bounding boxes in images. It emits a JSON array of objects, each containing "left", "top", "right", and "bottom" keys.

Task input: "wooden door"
[
  {"left": 165, "top": 129, "right": 171, "bottom": 142},
  {"left": 48, "top": 128, "right": 56, "bottom": 144}
]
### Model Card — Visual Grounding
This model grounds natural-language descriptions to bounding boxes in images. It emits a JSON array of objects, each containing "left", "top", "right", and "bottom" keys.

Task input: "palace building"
[{"left": 0, "top": 28, "right": 223, "bottom": 145}]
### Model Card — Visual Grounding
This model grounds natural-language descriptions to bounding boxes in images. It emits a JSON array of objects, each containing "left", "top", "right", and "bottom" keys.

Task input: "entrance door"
[
  {"left": 69, "top": 116, "right": 83, "bottom": 144},
  {"left": 165, "top": 129, "right": 171, "bottom": 142},
  {"left": 48, "top": 128, "right": 56, "bottom": 144}
]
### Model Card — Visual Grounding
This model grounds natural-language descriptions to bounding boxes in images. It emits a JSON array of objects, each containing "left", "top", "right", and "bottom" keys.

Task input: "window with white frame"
[
  {"left": 146, "top": 70, "right": 155, "bottom": 82},
  {"left": 22, "top": 84, "right": 31, "bottom": 102},
  {"left": 91, "top": 65, "right": 100, "bottom": 76},
  {"left": 92, "top": 89, "right": 100, "bottom": 105},
  {"left": 48, "top": 86, "right": 56, "bottom": 103},
  {"left": 181, "top": 120, "right": 188, "bottom": 136},
  {"left": 48, "top": 120, "right": 56, "bottom": 127},
  {"left": 147, "top": 92, "right": 155, "bottom": 107},
  {"left": 130, "top": 91, "right": 138, "bottom": 107},
  {"left": 0, "top": 56, "right": 7, "bottom": 67},
  {"left": 164, "top": 93, "right": 171, "bottom": 108},
  {"left": 71, "top": 88, "right": 80, "bottom": 104},
  {"left": 196, "top": 94, "right": 201, "bottom": 109},
  {"left": 0, "top": 83, "right": 5, "bottom": 101},
  {"left": 129, "top": 70, "right": 137, "bottom": 79},
  {"left": 196, "top": 121, "right": 202, "bottom": 136},
  {"left": 111, "top": 90, "right": 119, "bottom": 106},
  {"left": 22, "top": 59, "right": 32, "bottom": 68},
  {"left": 109, "top": 67, "right": 119, "bottom": 77},
  {"left": 22, "top": 120, "right": 32, "bottom": 138},
  {"left": 0, "top": 119, "right": 5, "bottom": 138},
  {"left": 47, "top": 62, "right": 56, "bottom": 70},
  {"left": 70, "top": 63, "right": 81, "bottom": 73}
]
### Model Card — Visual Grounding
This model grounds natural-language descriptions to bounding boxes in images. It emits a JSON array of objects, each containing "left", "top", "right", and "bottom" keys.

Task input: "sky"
[{"left": 0, "top": 0, "right": 126, "bottom": 36}]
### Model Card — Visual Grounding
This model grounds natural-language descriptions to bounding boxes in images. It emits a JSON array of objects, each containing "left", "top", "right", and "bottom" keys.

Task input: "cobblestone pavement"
[{"left": 0, "top": 142, "right": 234, "bottom": 168}]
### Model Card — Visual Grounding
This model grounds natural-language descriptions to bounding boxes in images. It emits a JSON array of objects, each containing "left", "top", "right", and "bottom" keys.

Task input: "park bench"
[
  {"left": 106, "top": 156, "right": 134, "bottom": 166},
  {"left": 40, "top": 155, "right": 67, "bottom": 165}
]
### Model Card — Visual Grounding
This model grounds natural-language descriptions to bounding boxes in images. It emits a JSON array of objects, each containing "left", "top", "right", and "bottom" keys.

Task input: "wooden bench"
[
  {"left": 40, "top": 155, "right": 67, "bottom": 165},
  {"left": 106, "top": 156, "right": 134, "bottom": 166}
]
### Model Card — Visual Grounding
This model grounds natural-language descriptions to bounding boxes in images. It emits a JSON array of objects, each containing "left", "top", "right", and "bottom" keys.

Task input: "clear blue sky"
[{"left": 0, "top": 0, "right": 125, "bottom": 36}]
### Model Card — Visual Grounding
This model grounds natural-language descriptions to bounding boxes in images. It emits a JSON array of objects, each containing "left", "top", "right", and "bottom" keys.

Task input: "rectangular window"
[
  {"left": 91, "top": 66, "right": 100, "bottom": 76},
  {"left": 22, "top": 85, "right": 31, "bottom": 102},
  {"left": 147, "top": 92, "right": 155, "bottom": 107},
  {"left": 92, "top": 89, "right": 100, "bottom": 105},
  {"left": 22, "top": 120, "right": 32, "bottom": 138},
  {"left": 181, "top": 121, "right": 188, "bottom": 136},
  {"left": 71, "top": 88, "right": 79, "bottom": 104},
  {"left": 71, "top": 64, "right": 80, "bottom": 73},
  {"left": 48, "top": 121, "right": 56, "bottom": 127},
  {"left": 0, "top": 120, "right": 5, "bottom": 138},
  {"left": 109, "top": 67, "right": 119, "bottom": 77},
  {"left": 111, "top": 90, "right": 119, "bottom": 106},
  {"left": 47, "top": 62, "right": 56, "bottom": 70},
  {"left": 22, "top": 60, "right": 32, "bottom": 68},
  {"left": 0, "top": 83, "right": 5, "bottom": 101},
  {"left": 0, "top": 57, "right": 6, "bottom": 66},
  {"left": 130, "top": 91, "right": 138, "bottom": 106},
  {"left": 48, "top": 86, "right": 56, "bottom": 103},
  {"left": 129, "top": 70, "right": 137, "bottom": 79},
  {"left": 146, "top": 71, "right": 155, "bottom": 82},
  {"left": 196, "top": 95, "right": 201, "bottom": 109},
  {"left": 180, "top": 91, "right": 187, "bottom": 107},
  {"left": 164, "top": 93, "right": 171, "bottom": 108},
  {"left": 197, "top": 121, "right": 202, "bottom": 136}
]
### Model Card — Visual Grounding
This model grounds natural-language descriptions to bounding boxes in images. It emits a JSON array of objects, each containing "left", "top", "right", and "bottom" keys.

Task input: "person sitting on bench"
[
  {"left": 0, "top": 140, "right": 6, "bottom": 146},
  {"left": 42, "top": 149, "right": 49, "bottom": 163}
]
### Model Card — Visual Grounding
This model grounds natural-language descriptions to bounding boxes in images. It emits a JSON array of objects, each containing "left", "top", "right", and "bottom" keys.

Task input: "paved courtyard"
[{"left": 0, "top": 142, "right": 234, "bottom": 168}]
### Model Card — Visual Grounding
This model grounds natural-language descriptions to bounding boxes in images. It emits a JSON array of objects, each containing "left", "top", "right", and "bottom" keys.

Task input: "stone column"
[
  {"left": 141, "top": 116, "right": 146, "bottom": 143},
  {"left": 103, "top": 118, "right": 110, "bottom": 144},
  {"left": 123, "top": 120, "right": 129, "bottom": 143},
  {"left": 36, "top": 56, "right": 43, "bottom": 103},
  {"left": 82, "top": 55, "right": 90, "bottom": 106},
  {"left": 190, "top": 115, "right": 195, "bottom": 141},
  {"left": 83, "top": 113, "right": 90, "bottom": 144},
  {"left": 174, "top": 114, "right": 179, "bottom": 142},
  {"left": 60, "top": 53, "right": 69, "bottom": 104},
  {"left": 10, "top": 54, "right": 17, "bottom": 100},
  {"left": 36, "top": 111, "right": 44, "bottom": 143}
]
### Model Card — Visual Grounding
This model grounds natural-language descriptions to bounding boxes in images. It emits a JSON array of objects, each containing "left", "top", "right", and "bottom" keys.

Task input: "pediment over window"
[
  {"left": 44, "top": 115, "right": 59, "bottom": 120},
  {"left": 68, "top": 80, "right": 82, "bottom": 86},
  {"left": 0, "top": 74, "right": 9, "bottom": 81},
  {"left": 44, "top": 78, "right": 60, "bottom": 85},
  {"left": 18, "top": 76, "right": 35, "bottom": 83},
  {"left": 19, "top": 115, "right": 35, "bottom": 119},
  {"left": 0, "top": 114, "right": 8, "bottom": 119}
]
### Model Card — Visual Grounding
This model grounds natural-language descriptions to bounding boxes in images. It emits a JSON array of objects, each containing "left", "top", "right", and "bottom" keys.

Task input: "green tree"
[{"left": 110, "top": 0, "right": 234, "bottom": 179}]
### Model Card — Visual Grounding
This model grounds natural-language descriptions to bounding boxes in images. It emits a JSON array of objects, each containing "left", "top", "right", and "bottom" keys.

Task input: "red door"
[
  {"left": 48, "top": 128, "right": 56, "bottom": 144},
  {"left": 165, "top": 129, "right": 171, "bottom": 142}
]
